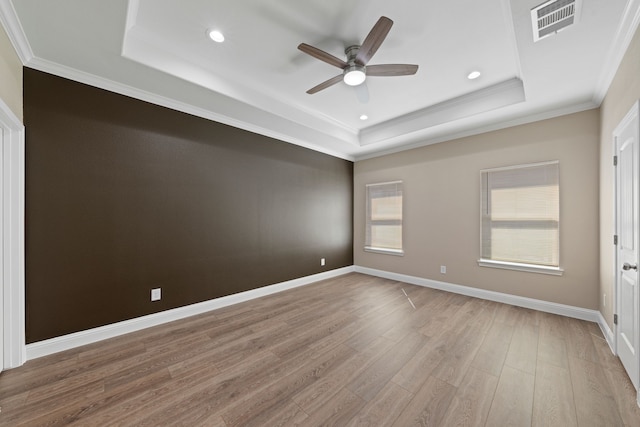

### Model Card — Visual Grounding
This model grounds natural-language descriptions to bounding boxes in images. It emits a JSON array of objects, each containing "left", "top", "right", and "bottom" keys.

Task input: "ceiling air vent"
[{"left": 531, "top": 0, "right": 580, "bottom": 42}]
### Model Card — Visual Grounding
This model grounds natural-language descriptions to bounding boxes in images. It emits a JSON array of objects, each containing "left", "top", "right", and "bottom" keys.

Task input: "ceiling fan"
[{"left": 298, "top": 16, "right": 419, "bottom": 95}]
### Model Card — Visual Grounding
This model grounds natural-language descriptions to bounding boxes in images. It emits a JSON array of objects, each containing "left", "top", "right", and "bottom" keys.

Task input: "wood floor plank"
[
  {"left": 0, "top": 380, "right": 105, "bottom": 426},
  {"left": 471, "top": 320, "right": 514, "bottom": 376},
  {"left": 392, "top": 333, "right": 448, "bottom": 393},
  {"left": 346, "top": 382, "right": 413, "bottom": 427},
  {"left": 601, "top": 363, "right": 640, "bottom": 426},
  {"left": 31, "top": 368, "right": 172, "bottom": 426},
  {"left": 539, "top": 311, "right": 570, "bottom": 339},
  {"left": 485, "top": 365, "right": 535, "bottom": 426},
  {"left": 0, "top": 273, "right": 636, "bottom": 426},
  {"left": 391, "top": 375, "right": 457, "bottom": 427},
  {"left": 504, "top": 322, "right": 539, "bottom": 375},
  {"left": 537, "top": 329, "right": 570, "bottom": 369},
  {"left": 589, "top": 328, "right": 619, "bottom": 367},
  {"left": 270, "top": 310, "right": 357, "bottom": 359},
  {"left": 533, "top": 363, "right": 578, "bottom": 427},
  {"left": 564, "top": 317, "right": 600, "bottom": 363},
  {"left": 431, "top": 326, "right": 485, "bottom": 387},
  {"left": 569, "top": 356, "right": 624, "bottom": 427},
  {"left": 493, "top": 303, "right": 525, "bottom": 327},
  {"left": 293, "top": 336, "right": 395, "bottom": 415},
  {"left": 345, "top": 296, "right": 418, "bottom": 352},
  {"left": 301, "top": 387, "right": 366, "bottom": 426},
  {"left": 83, "top": 350, "right": 274, "bottom": 426},
  {"left": 347, "top": 332, "right": 426, "bottom": 401},
  {"left": 221, "top": 344, "right": 356, "bottom": 426},
  {"left": 253, "top": 399, "right": 308, "bottom": 427},
  {"left": 439, "top": 367, "right": 499, "bottom": 427}
]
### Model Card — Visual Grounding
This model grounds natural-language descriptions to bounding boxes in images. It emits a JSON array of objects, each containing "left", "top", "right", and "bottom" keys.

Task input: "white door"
[{"left": 615, "top": 101, "right": 640, "bottom": 390}]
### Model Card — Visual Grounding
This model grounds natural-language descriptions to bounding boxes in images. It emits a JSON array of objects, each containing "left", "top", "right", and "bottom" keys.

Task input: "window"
[
  {"left": 479, "top": 161, "right": 562, "bottom": 275},
  {"left": 365, "top": 181, "right": 403, "bottom": 255}
]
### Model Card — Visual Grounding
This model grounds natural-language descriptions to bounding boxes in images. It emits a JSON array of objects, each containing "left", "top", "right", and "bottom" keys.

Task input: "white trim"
[
  {"left": 593, "top": 0, "right": 640, "bottom": 104},
  {"left": 597, "top": 311, "right": 616, "bottom": 355},
  {"left": 479, "top": 159, "right": 559, "bottom": 173},
  {"left": 0, "top": 98, "right": 25, "bottom": 370},
  {"left": 365, "top": 180, "right": 402, "bottom": 187},
  {"left": 25, "top": 266, "right": 355, "bottom": 361},
  {"left": 0, "top": 0, "right": 33, "bottom": 64},
  {"left": 477, "top": 259, "right": 564, "bottom": 276},
  {"left": 364, "top": 247, "right": 404, "bottom": 256},
  {"left": 354, "top": 266, "right": 599, "bottom": 322},
  {"left": 358, "top": 78, "right": 526, "bottom": 146},
  {"left": 354, "top": 100, "right": 598, "bottom": 161},
  {"left": 23, "top": 57, "right": 354, "bottom": 162}
]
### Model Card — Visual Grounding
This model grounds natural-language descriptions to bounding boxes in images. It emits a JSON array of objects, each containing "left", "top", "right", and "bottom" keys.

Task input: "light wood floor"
[{"left": 1, "top": 273, "right": 639, "bottom": 426}]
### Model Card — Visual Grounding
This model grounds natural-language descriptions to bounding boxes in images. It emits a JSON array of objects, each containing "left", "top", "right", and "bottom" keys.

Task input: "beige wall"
[
  {"left": 355, "top": 109, "right": 600, "bottom": 309},
  {"left": 0, "top": 23, "right": 22, "bottom": 122},
  {"left": 599, "top": 25, "right": 640, "bottom": 328}
]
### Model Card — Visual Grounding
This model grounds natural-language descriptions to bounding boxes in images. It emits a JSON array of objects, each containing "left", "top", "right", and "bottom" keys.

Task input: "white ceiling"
[{"left": 1, "top": 0, "right": 639, "bottom": 160}]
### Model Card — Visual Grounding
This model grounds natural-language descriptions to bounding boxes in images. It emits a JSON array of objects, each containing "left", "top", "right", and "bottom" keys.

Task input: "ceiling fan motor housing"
[{"left": 343, "top": 45, "right": 366, "bottom": 86}]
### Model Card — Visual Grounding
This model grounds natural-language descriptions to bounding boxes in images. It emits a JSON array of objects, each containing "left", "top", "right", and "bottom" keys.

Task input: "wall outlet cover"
[{"left": 151, "top": 288, "right": 161, "bottom": 301}]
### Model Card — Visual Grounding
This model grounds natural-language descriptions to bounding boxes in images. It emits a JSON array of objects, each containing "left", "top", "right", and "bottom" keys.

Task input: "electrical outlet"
[
  {"left": 151, "top": 288, "right": 161, "bottom": 301},
  {"left": 440, "top": 265, "right": 446, "bottom": 274},
  {"left": 321, "top": 258, "right": 326, "bottom": 266}
]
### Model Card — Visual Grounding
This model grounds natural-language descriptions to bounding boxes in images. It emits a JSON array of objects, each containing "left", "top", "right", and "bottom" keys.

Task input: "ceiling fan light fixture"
[{"left": 344, "top": 66, "right": 366, "bottom": 86}]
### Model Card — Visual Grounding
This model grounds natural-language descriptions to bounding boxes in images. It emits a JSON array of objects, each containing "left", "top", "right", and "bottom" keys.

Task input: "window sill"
[
  {"left": 477, "top": 259, "right": 564, "bottom": 276},
  {"left": 364, "top": 247, "right": 404, "bottom": 256}
]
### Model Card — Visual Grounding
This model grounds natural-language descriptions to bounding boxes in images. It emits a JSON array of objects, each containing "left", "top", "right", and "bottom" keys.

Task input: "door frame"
[
  {"left": 0, "top": 98, "right": 25, "bottom": 370},
  {"left": 614, "top": 99, "right": 640, "bottom": 406}
]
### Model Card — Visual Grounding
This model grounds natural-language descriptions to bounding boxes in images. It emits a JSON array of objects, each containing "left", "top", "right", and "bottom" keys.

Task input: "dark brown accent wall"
[{"left": 24, "top": 68, "right": 353, "bottom": 343}]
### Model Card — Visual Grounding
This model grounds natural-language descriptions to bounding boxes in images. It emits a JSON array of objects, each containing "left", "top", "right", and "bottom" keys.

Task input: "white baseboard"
[
  {"left": 354, "top": 266, "right": 600, "bottom": 323},
  {"left": 25, "top": 266, "right": 355, "bottom": 361},
  {"left": 597, "top": 311, "right": 616, "bottom": 355},
  {"left": 23, "top": 265, "right": 610, "bottom": 362}
]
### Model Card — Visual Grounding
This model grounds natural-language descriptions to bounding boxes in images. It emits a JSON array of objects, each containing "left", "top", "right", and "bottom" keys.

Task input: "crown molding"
[
  {"left": 359, "top": 78, "right": 525, "bottom": 146},
  {"left": 26, "top": 57, "right": 355, "bottom": 161},
  {"left": 354, "top": 99, "right": 598, "bottom": 161},
  {"left": 593, "top": 0, "right": 640, "bottom": 104},
  {"left": 0, "top": 0, "right": 33, "bottom": 64}
]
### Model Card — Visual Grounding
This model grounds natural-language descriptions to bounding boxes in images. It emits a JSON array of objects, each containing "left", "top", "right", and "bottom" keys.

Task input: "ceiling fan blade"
[
  {"left": 298, "top": 43, "right": 348, "bottom": 69},
  {"left": 306, "top": 74, "right": 344, "bottom": 94},
  {"left": 366, "top": 64, "right": 418, "bottom": 76},
  {"left": 355, "top": 16, "right": 393, "bottom": 66},
  {"left": 354, "top": 83, "right": 369, "bottom": 104}
]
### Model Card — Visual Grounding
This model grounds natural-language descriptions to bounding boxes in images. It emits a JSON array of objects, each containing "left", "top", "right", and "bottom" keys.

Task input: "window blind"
[
  {"left": 366, "top": 181, "right": 403, "bottom": 253},
  {"left": 481, "top": 162, "right": 559, "bottom": 267}
]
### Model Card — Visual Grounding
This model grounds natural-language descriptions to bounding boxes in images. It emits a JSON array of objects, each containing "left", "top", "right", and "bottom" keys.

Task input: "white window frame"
[
  {"left": 365, "top": 180, "right": 404, "bottom": 256},
  {"left": 478, "top": 161, "right": 563, "bottom": 276}
]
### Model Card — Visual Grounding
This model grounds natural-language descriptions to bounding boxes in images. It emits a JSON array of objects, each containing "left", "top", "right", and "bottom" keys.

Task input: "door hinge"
[
  {"left": 614, "top": 235, "right": 618, "bottom": 245},
  {"left": 614, "top": 314, "right": 618, "bottom": 325},
  {"left": 614, "top": 155, "right": 618, "bottom": 166}
]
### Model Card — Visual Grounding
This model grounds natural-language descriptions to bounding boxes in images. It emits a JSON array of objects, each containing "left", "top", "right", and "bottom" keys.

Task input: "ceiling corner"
[
  {"left": 592, "top": 0, "right": 640, "bottom": 105},
  {"left": 0, "top": 0, "right": 33, "bottom": 64}
]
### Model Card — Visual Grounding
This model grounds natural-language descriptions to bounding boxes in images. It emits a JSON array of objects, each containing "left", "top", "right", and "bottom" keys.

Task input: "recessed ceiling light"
[
  {"left": 208, "top": 29, "right": 225, "bottom": 43},
  {"left": 360, "top": 114, "right": 369, "bottom": 121},
  {"left": 467, "top": 71, "right": 481, "bottom": 80}
]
